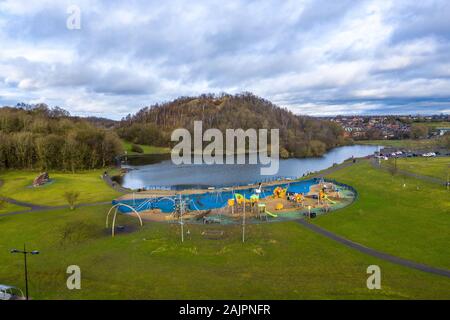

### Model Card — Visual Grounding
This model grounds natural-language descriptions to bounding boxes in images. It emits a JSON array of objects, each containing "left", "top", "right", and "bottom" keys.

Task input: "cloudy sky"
[{"left": 1, "top": 0, "right": 450, "bottom": 119}]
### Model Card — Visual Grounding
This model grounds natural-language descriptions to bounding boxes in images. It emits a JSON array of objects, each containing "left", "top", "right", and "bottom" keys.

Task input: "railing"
[{"left": 141, "top": 175, "right": 300, "bottom": 191}]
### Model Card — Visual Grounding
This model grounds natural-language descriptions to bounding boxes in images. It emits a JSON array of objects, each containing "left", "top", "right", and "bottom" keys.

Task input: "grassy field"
[
  {"left": 122, "top": 140, "right": 170, "bottom": 155},
  {"left": 0, "top": 205, "right": 449, "bottom": 299},
  {"left": 0, "top": 202, "right": 26, "bottom": 215},
  {"left": 382, "top": 157, "right": 450, "bottom": 180},
  {"left": 0, "top": 170, "right": 121, "bottom": 206},
  {"left": 420, "top": 121, "right": 450, "bottom": 129},
  {"left": 0, "top": 158, "right": 449, "bottom": 299},
  {"left": 357, "top": 139, "right": 436, "bottom": 149},
  {"left": 316, "top": 160, "right": 450, "bottom": 269}
]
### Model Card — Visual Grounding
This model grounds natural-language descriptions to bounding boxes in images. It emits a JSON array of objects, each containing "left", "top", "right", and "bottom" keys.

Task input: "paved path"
[
  {"left": 297, "top": 219, "right": 450, "bottom": 278},
  {"left": 0, "top": 195, "right": 52, "bottom": 210},
  {"left": 0, "top": 199, "right": 111, "bottom": 217},
  {"left": 102, "top": 174, "right": 132, "bottom": 193}
]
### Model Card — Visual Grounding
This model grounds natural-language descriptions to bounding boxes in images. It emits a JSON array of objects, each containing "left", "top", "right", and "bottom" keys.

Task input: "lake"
[{"left": 120, "top": 145, "right": 380, "bottom": 190}]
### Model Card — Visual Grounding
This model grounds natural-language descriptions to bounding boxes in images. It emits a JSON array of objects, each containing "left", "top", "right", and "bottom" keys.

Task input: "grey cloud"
[{"left": 0, "top": 0, "right": 449, "bottom": 116}]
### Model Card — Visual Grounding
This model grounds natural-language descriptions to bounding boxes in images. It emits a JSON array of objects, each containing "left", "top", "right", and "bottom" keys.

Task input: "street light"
[{"left": 10, "top": 244, "right": 39, "bottom": 300}]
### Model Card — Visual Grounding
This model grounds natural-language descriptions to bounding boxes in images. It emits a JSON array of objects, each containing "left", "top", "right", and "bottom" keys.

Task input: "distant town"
[{"left": 322, "top": 114, "right": 450, "bottom": 140}]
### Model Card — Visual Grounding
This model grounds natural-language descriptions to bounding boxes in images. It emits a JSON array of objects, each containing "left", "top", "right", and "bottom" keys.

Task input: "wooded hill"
[
  {"left": 118, "top": 93, "right": 350, "bottom": 157},
  {"left": 0, "top": 104, "right": 123, "bottom": 171}
]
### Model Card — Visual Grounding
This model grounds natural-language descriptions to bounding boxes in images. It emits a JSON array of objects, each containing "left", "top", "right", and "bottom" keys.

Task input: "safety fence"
[{"left": 141, "top": 175, "right": 300, "bottom": 191}]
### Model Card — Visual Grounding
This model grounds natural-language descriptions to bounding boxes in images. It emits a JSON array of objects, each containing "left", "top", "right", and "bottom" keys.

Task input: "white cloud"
[{"left": 0, "top": 0, "right": 449, "bottom": 117}]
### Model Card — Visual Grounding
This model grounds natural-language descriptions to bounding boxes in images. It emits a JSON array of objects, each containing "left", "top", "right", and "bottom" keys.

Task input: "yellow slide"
[{"left": 265, "top": 210, "right": 278, "bottom": 217}]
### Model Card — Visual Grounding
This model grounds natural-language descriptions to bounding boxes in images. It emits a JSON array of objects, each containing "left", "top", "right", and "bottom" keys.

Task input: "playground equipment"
[
  {"left": 249, "top": 194, "right": 259, "bottom": 212},
  {"left": 235, "top": 193, "right": 245, "bottom": 205},
  {"left": 294, "top": 193, "right": 304, "bottom": 205},
  {"left": 273, "top": 186, "right": 287, "bottom": 199},
  {"left": 322, "top": 193, "right": 336, "bottom": 204},
  {"left": 257, "top": 202, "right": 277, "bottom": 218},
  {"left": 110, "top": 178, "right": 356, "bottom": 226},
  {"left": 319, "top": 190, "right": 336, "bottom": 204},
  {"left": 106, "top": 203, "right": 143, "bottom": 237},
  {"left": 266, "top": 210, "right": 278, "bottom": 217}
]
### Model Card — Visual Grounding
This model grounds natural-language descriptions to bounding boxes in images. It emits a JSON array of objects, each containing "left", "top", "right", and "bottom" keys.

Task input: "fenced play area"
[{"left": 107, "top": 178, "right": 357, "bottom": 235}]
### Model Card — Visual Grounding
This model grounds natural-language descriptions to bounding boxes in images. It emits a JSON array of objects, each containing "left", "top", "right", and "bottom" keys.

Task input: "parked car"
[
  {"left": 422, "top": 152, "right": 436, "bottom": 157},
  {"left": 0, "top": 285, "right": 24, "bottom": 300}
]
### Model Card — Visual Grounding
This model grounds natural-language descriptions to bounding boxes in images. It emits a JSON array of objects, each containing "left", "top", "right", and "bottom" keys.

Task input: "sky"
[{"left": 0, "top": 0, "right": 450, "bottom": 119}]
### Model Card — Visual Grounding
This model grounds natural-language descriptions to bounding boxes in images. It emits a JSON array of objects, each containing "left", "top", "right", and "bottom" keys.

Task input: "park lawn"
[
  {"left": 316, "top": 159, "right": 450, "bottom": 269},
  {"left": 0, "top": 202, "right": 27, "bottom": 215},
  {"left": 0, "top": 170, "right": 121, "bottom": 206},
  {"left": 385, "top": 157, "right": 449, "bottom": 180},
  {"left": 0, "top": 205, "right": 449, "bottom": 299},
  {"left": 357, "top": 139, "right": 436, "bottom": 149},
  {"left": 122, "top": 140, "right": 170, "bottom": 155},
  {"left": 420, "top": 121, "right": 450, "bottom": 129}
]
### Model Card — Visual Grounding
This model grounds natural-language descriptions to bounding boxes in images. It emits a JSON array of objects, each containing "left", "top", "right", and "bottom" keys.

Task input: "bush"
[
  {"left": 131, "top": 144, "right": 144, "bottom": 153},
  {"left": 64, "top": 191, "right": 80, "bottom": 210},
  {"left": 279, "top": 147, "right": 290, "bottom": 159}
]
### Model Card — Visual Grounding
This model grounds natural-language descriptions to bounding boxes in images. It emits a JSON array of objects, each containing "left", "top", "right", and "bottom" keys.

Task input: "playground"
[{"left": 110, "top": 178, "right": 356, "bottom": 227}]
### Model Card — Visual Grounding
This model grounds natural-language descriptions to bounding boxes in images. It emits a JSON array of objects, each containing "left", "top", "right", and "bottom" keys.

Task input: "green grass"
[
  {"left": 419, "top": 121, "right": 450, "bottom": 129},
  {"left": 0, "top": 170, "right": 121, "bottom": 206},
  {"left": 0, "top": 205, "right": 449, "bottom": 299},
  {"left": 357, "top": 139, "right": 436, "bottom": 149},
  {"left": 0, "top": 157, "right": 449, "bottom": 299},
  {"left": 0, "top": 202, "right": 27, "bottom": 215},
  {"left": 384, "top": 157, "right": 450, "bottom": 180},
  {"left": 316, "top": 160, "right": 450, "bottom": 269},
  {"left": 122, "top": 140, "right": 170, "bottom": 155}
]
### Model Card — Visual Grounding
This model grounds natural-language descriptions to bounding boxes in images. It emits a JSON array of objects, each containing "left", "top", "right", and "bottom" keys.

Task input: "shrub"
[
  {"left": 64, "top": 191, "right": 80, "bottom": 210},
  {"left": 131, "top": 144, "right": 144, "bottom": 153}
]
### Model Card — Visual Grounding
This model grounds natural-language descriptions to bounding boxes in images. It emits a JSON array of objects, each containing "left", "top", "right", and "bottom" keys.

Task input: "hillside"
[
  {"left": 118, "top": 93, "right": 350, "bottom": 158},
  {"left": 0, "top": 104, "right": 123, "bottom": 171}
]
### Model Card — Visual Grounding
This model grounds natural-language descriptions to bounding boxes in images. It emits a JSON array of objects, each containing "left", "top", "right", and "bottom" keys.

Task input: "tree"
[
  {"left": 410, "top": 124, "right": 429, "bottom": 139},
  {"left": 131, "top": 144, "right": 144, "bottom": 153},
  {"left": 64, "top": 191, "right": 80, "bottom": 210},
  {"left": 0, "top": 106, "right": 123, "bottom": 171},
  {"left": 279, "top": 147, "right": 290, "bottom": 159}
]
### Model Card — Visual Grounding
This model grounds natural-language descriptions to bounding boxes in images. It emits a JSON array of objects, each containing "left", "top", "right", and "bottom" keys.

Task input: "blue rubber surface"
[{"left": 113, "top": 179, "right": 318, "bottom": 213}]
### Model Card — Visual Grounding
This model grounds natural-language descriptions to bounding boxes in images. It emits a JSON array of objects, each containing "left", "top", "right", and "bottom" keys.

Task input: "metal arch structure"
[
  {"left": 155, "top": 196, "right": 177, "bottom": 204},
  {"left": 106, "top": 203, "right": 143, "bottom": 237}
]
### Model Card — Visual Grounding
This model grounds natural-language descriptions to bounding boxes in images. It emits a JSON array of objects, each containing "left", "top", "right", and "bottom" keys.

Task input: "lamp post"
[{"left": 10, "top": 244, "right": 39, "bottom": 300}]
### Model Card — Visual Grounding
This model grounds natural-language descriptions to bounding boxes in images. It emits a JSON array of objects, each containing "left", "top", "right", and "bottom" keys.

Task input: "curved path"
[
  {"left": 297, "top": 219, "right": 450, "bottom": 278},
  {"left": 0, "top": 195, "right": 52, "bottom": 210}
]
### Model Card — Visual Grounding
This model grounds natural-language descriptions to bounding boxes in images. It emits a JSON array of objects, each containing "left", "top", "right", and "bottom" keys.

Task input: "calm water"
[{"left": 121, "top": 145, "right": 379, "bottom": 189}]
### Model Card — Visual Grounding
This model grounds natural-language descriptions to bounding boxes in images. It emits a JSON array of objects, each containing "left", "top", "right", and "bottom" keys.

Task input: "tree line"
[
  {"left": 0, "top": 104, "right": 123, "bottom": 171},
  {"left": 118, "top": 93, "right": 350, "bottom": 158}
]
